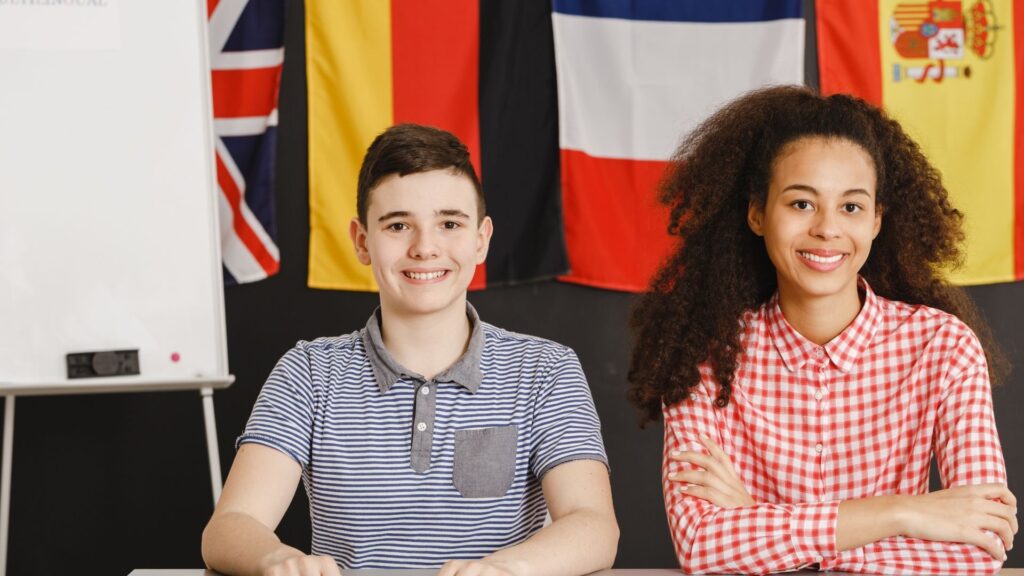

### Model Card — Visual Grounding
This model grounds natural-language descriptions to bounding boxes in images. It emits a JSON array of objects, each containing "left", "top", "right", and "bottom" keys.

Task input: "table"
[{"left": 130, "top": 565, "right": 1024, "bottom": 569}]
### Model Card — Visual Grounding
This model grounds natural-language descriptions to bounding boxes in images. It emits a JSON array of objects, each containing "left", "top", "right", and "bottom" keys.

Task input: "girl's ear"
[{"left": 747, "top": 201, "right": 765, "bottom": 236}]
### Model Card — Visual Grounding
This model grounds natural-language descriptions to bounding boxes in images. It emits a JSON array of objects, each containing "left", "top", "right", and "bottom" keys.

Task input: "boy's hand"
[
  {"left": 260, "top": 551, "right": 341, "bottom": 576},
  {"left": 668, "top": 433, "right": 755, "bottom": 509},
  {"left": 897, "top": 484, "right": 1018, "bottom": 560},
  {"left": 437, "top": 558, "right": 524, "bottom": 576}
]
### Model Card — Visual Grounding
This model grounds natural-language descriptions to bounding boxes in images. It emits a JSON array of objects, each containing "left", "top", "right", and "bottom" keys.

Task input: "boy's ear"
[
  {"left": 475, "top": 216, "right": 494, "bottom": 264},
  {"left": 747, "top": 201, "right": 765, "bottom": 236},
  {"left": 349, "top": 217, "right": 371, "bottom": 265}
]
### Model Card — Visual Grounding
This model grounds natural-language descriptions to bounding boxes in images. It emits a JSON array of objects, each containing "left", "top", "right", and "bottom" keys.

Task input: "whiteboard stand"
[
  {"left": 0, "top": 396, "right": 13, "bottom": 576},
  {"left": 0, "top": 377, "right": 233, "bottom": 576},
  {"left": 201, "top": 387, "right": 224, "bottom": 504}
]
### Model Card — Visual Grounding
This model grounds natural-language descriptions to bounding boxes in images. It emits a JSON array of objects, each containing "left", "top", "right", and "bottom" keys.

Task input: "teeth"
[
  {"left": 799, "top": 251, "right": 843, "bottom": 264},
  {"left": 406, "top": 271, "right": 445, "bottom": 280}
]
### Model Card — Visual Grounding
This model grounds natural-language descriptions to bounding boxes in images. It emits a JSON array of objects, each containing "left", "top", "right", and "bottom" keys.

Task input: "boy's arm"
[
  {"left": 438, "top": 459, "right": 619, "bottom": 576},
  {"left": 202, "top": 444, "right": 341, "bottom": 576}
]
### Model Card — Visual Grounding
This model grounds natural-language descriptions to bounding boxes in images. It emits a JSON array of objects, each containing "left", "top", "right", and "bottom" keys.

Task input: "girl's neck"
[{"left": 777, "top": 285, "right": 863, "bottom": 346}]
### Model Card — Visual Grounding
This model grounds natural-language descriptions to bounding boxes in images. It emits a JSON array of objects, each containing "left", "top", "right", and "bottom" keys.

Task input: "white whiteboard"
[{"left": 0, "top": 0, "right": 231, "bottom": 395}]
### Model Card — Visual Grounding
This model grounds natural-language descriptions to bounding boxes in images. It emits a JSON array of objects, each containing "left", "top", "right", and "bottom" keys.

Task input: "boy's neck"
[
  {"left": 777, "top": 286, "right": 862, "bottom": 346},
  {"left": 378, "top": 299, "right": 473, "bottom": 381}
]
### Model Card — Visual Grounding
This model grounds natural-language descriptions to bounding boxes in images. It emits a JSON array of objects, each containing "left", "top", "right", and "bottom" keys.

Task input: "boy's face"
[{"left": 350, "top": 169, "right": 492, "bottom": 319}]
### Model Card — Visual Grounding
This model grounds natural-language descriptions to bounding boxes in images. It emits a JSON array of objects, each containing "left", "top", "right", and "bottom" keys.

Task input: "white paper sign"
[{"left": 0, "top": 0, "right": 121, "bottom": 51}]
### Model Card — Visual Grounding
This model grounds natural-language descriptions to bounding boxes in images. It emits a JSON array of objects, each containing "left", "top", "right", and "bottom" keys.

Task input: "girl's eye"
[
  {"left": 843, "top": 203, "right": 863, "bottom": 213},
  {"left": 792, "top": 200, "right": 812, "bottom": 211}
]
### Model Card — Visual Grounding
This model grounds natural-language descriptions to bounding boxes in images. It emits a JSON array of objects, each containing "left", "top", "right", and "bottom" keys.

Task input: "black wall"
[{"left": 3, "top": 1, "right": 1022, "bottom": 574}]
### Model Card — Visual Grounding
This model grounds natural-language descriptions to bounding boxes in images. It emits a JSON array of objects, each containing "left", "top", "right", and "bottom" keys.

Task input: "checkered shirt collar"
[
  {"left": 361, "top": 303, "right": 484, "bottom": 394},
  {"left": 766, "top": 277, "right": 881, "bottom": 374}
]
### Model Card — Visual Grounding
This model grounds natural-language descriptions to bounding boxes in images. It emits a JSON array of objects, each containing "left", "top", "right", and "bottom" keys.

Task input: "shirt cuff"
[{"left": 790, "top": 500, "right": 839, "bottom": 565}]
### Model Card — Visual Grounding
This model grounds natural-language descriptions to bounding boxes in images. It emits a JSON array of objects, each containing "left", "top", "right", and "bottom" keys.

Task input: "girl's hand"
[
  {"left": 898, "top": 484, "right": 1018, "bottom": 560},
  {"left": 667, "top": 434, "right": 755, "bottom": 508}
]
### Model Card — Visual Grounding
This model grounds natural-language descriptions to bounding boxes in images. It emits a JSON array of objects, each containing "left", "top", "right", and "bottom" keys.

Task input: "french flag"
[{"left": 553, "top": 0, "right": 805, "bottom": 291}]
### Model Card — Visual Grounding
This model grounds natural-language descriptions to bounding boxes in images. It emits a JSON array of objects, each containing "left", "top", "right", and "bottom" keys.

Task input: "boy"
[{"left": 202, "top": 124, "right": 618, "bottom": 576}]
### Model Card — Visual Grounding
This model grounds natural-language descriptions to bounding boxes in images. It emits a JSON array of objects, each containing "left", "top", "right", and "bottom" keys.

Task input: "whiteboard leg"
[
  {"left": 200, "top": 388, "right": 223, "bottom": 506},
  {"left": 0, "top": 396, "right": 14, "bottom": 576}
]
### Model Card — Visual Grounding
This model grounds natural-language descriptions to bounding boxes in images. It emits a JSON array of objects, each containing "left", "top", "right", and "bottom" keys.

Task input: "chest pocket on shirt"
[{"left": 453, "top": 425, "right": 518, "bottom": 498}]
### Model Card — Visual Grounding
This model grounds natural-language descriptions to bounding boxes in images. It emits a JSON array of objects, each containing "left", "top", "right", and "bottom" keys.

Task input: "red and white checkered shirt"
[{"left": 663, "top": 279, "right": 1007, "bottom": 575}]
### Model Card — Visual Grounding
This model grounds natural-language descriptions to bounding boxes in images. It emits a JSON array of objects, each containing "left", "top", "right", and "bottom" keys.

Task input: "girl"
[{"left": 629, "top": 86, "right": 1016, "bottom": 575}]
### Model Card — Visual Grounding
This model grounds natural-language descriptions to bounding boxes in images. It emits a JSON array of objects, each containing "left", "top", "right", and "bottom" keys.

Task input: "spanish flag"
[
  {"left": 306, "top": 0, "right": 568, "bottom": 291},
  {"left": 817, "top": 0, "right": 1024, "bottom": 284}
]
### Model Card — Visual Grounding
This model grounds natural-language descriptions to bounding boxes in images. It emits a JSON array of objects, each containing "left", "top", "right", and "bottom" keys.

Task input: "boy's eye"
[
  {"left": 442, "top": 221, "right": 461, "bottom": 230},
  {"left": 386, "top": 222, "right": 408, "bottom": 231}
]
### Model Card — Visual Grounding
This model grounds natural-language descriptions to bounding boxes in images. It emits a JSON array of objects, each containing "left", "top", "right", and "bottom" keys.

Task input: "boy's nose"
[{"left": 409, "top": 230, "right": 440, "bottom": 259}]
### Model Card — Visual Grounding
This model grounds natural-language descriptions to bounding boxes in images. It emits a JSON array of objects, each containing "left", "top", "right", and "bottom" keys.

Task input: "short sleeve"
[
  {"left": 236, "top": 345, "right": 315, "bottom": 469},
  {"left": 529, "top": 348, "right": 608, "bottom": 479}
]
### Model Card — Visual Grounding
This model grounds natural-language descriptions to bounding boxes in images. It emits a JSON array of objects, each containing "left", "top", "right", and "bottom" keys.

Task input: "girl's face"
[{"left": 748, "top": 137, "right": 881, "bottom": 308}]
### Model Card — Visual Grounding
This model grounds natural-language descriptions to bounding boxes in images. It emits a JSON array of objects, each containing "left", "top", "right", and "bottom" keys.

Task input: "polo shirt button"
[
  {"left": 815, "top": 443, "right": 823, "bottom": 453},
  {"left": 815, "top": 348, "right": 824, "bottom": 357},
  {"left": 814, "top": 390, "right": 823, "bottom": 401},
  {"left": 420, "top": 386, "right": 430, "bottom": 396},
  {"left": 814, "top": 556, "right": 823, "bottom": 564},
  {"left": 416, "top": 422, "right": 427, "bottom": 432}
]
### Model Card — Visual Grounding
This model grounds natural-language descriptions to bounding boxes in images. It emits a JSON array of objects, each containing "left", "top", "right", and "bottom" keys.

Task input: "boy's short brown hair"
[{"left": 356, "top": 124, "right": 485, "bottom": 224}]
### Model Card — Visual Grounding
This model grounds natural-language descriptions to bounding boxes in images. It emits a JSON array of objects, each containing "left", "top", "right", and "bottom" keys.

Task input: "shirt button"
[
  {"left": 814, "top": 555, "right": 823, "bottom": 564},
  {"left": 416, "top": 422, "right": 427, "bottom": 432},
  {"left": 815, "top": 348, "right": 824, "bottom": 357},
  {"left": 814, "top": 390, "right": 824, "bottom": 401},
  {"left": 420, "top": 386, "right": 430, "bottom": 396},
  {"left": 815, "top": 443, "right": 823, "bottom": 453}
]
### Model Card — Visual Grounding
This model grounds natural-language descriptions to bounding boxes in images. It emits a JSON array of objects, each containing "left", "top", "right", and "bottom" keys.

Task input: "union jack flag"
[{"left": 208, "top": 0, "right": 284, "bottom": 284}]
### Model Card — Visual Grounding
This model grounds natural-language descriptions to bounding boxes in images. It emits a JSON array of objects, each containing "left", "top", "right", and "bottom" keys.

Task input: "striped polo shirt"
[{"left": 237, "top": 304, "right": 608, "bottom": 568}]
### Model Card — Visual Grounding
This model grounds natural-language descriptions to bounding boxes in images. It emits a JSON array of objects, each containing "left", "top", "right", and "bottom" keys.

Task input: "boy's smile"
[{"left": 350, "top": 169, "right": 492, "bottom": 319}]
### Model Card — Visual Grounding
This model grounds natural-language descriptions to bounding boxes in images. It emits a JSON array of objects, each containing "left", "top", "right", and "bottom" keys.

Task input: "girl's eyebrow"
[
  {"left": 781, "top": 184, "right": 818, "bottom": 194},
  {"left": 780, "top": 185, "right": 872, "bottom": 197}
]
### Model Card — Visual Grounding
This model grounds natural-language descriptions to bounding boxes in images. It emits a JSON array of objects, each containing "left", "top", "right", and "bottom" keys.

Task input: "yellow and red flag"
[
  {"left": 817, "top": 0, "right": 1024, "bottom": 284},
  {"left": 306, "top": 1, "right": 568, "bottom": 291}
]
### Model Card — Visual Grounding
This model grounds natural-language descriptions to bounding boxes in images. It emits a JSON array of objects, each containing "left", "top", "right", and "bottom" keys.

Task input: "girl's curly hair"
[{"left": 628, "top": 85, "right": 1009, "bottom": 425}]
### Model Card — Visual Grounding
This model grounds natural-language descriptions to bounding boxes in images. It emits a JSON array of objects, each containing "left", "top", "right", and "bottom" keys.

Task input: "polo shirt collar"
[
  {"left": 766, "top": 277, "right": 881, "bottom": 374},
  {"left": 361, "top": 303, "right": 484, "bottom": 394}
]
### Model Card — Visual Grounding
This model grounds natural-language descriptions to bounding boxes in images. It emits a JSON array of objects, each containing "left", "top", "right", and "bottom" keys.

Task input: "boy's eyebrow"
[
  {"left": 377, "top": 209, "right": 471, "bottom": 222},
  {"left": 377, "top": 210, "right": 410, "bottom": 222}
]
